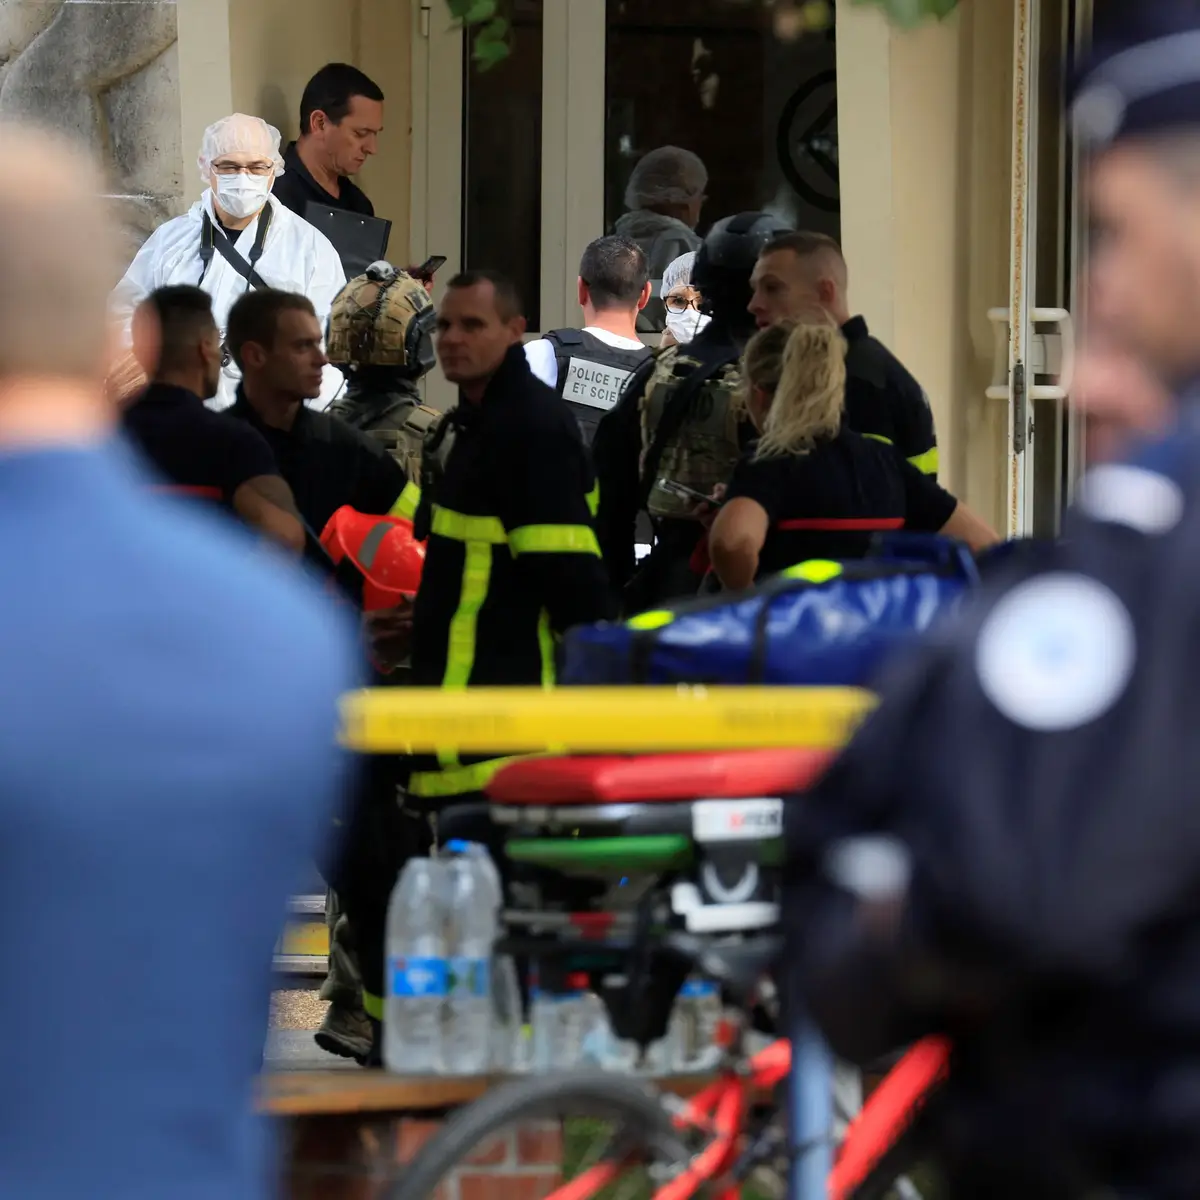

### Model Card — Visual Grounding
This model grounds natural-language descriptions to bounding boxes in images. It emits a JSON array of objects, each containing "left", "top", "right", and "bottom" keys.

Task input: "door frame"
[{"left": 409, "top": 0, "right": 608, "bottom": 407}]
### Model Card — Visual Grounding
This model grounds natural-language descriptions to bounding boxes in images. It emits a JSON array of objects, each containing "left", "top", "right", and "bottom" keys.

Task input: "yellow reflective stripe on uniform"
[
  {"left": 409, "top": 756, "right": 518, "bottom": 799},
  {"left": 389, "top": 481, "right": 422, "bottom": 521},
  {"left": 908, "top": 447, "right": 939, "bottom": 475},
  {"left": 508, "top": 524, "right": 601, "bottom": 556},
  {"left": 628, "top": 609, "right": 674, "bottom": 631},
  {"left": 862, "top": 433, "right": 892, "bottom": 446},
  {"left": 362, "top": 989, "right": 384, "bottom": 1021},
  {"left": 783, "top": 559, "right": 844, "bottom": 584},
  {"left": 537, "top": 611, "right": 555, "bottom": 689},
  {"left": 443, "top": 541, "right": 492, "bottom": 691},
  {"left": 430, "top": 505, "right": 508, "bottom": 544},
  {"left": 586, "top": 483, "right": 600, "bottom": 517}
]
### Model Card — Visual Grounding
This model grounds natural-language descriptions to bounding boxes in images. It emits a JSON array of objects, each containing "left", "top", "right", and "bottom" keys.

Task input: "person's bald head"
[
  {"left": 0, "top": 123, "right": 117, "bottom": 383},
  {"left": 749, "top": 232, "right": 850, "bottom": 330}
]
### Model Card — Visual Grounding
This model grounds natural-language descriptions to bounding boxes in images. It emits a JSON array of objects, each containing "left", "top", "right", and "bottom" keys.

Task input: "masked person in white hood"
[
  {"left": 110, "top": 114, "right": 347, "bottom": 411},
  {"left": 658, "top": 251, "right": 711, "bottom": 347}
]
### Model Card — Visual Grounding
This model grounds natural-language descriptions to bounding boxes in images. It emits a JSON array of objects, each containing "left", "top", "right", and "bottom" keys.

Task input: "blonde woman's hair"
[{"left": 741, "top": 316, "right": 846, "bottom": 459}]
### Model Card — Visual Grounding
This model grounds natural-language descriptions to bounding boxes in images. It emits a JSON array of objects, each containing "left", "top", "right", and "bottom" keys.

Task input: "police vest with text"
[{"left": 543, "top": 329, "right": 650, "bottom": 445}]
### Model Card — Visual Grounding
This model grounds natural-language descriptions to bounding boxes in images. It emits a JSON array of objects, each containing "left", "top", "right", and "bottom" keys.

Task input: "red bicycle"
[{"left": 391, "top": 750, "right": 951, "bottom": 1200}]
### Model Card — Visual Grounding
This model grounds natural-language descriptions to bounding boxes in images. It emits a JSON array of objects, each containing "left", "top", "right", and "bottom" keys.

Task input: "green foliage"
[
  {"left": 444, "top": 0, "right": 510, "bottom": 69},
  {"left": 853, "top": 0, "right": 960, "bottom": 27},
  {"left": 442, "top": 0, "right": 962, "bottom": 70}
]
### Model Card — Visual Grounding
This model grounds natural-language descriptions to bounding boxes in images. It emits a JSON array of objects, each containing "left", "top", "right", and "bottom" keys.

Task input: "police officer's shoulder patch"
[
  {"left": 1076, "top": 463, "right": 1184, "bottom": 536},
  {"left": 974, "top": 572, "right": 1136, "bottom": 732}
]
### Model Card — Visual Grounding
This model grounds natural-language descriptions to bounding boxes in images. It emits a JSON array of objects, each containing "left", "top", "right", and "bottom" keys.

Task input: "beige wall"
[
  {"left": 226, "top": 0, "right": 413, "bottom": 259},
  {"left": 836, "top": 0, "right": 1015, "bottom": 531}
]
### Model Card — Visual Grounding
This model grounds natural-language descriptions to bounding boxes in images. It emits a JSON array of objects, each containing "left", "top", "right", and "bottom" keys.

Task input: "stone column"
[{"left": 0, "top": 0, "right": 183, "bottom": 265}]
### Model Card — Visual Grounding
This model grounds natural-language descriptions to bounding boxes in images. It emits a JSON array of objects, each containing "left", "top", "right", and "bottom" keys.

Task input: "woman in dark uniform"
[{"left": 708, "top": 320, "right": 999, "bottom": 590}]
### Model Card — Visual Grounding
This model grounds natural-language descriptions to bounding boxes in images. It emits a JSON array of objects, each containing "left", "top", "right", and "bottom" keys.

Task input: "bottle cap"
[{"left": 567, "top": 972, "right": 590, "bottom": 989}]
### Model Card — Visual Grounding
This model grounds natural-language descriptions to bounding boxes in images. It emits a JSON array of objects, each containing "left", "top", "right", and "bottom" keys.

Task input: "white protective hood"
[{"left": 109, "top": 192, "right": 347, "bottom": 411}]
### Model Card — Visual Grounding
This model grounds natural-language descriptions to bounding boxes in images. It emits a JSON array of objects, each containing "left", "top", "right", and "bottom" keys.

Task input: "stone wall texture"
[{"left": 0, "top": 0, "right": 183, "bottom": 268}]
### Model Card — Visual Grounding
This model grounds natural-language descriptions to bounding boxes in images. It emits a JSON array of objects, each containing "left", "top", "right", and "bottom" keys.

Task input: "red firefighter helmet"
[{"left": 320, "top": 506, "right": 426, "bottom": 610}]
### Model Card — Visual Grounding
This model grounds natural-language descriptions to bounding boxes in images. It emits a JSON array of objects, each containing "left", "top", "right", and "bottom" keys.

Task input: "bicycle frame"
[{"left": 541, "top": 1034, "right": 951, "bottom": 1200}]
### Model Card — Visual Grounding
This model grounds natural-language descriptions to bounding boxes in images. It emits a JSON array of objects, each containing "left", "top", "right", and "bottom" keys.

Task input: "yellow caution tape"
[{"left": 339, "top": 686, "right": 875, "bottom": 754}]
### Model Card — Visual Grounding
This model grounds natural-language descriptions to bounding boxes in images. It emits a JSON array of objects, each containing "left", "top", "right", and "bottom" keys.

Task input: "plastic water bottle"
[
  {"left": 491, "top": 953, "right": 524, "bottom": 1073},
  {"left": 531, "top": 971, "right": 592, "bottom": 1069},
  {"left": 444, "top": 844, "right": 499, "bottom": 1074},
  {"left": 670, "top": 977, "right": 723, "bottom": 1073},
  {"left": 384, "top": 857, "right": 448, "bottom": 1074}
]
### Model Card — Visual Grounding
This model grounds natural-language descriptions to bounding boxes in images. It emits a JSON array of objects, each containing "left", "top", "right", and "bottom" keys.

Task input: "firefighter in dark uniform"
[
  {"left": 748, "top": 230, "right": 940, "bottom": 476},
  {"left": 593, "top": 211, "right": 791, "bottom": 612},
  {"left": 341, "top": 269, "right": 615, "bottom": 1044},
  {"left": 326, "top": 261, "right": 442, "bottom": 487},
  {"left": 782, "top": 11, "right": 1200, "bottom": 1196},
  {"left": 523, "top": 235, "right": 652, "bottom": 447}
]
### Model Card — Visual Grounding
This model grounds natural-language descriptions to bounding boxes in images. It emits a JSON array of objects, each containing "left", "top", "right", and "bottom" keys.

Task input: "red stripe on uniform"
[
  {"left": 776, "top": 517, "right": 905, "bottom": 532},
  {"left": 151, "top": 485, "right": 224, "bottom": 501}
]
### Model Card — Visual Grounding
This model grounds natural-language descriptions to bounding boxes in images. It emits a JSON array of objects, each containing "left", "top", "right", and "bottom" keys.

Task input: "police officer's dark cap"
[{"left": 1071, "top": 3, "right": 1200, "bottom": 150}]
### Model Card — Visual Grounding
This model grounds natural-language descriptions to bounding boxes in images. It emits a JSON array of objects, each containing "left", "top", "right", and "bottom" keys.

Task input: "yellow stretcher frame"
[{"left": 340, "top": 686, "right": 876, "bottom": 754}]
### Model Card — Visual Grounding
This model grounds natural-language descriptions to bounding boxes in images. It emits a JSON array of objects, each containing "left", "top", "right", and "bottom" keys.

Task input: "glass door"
[
  {"left": 412, "top": 1, "right": 842, "bottom": 406},
  {"left": 992, "top": 0, "right": 1077, "bottom": 539}
]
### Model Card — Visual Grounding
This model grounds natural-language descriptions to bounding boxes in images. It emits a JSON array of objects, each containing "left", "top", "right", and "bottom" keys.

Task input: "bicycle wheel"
[{"left": 389, "top": 1072, "right": 694, "bottom": 1200}]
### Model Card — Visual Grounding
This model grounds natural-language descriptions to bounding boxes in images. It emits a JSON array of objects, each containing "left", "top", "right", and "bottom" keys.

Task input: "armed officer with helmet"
[
  {"left": 594, "top": 211, "right": 791, "bottom": 611},
  {"left": 326, "top": 261, "right": 443, "bottom": 486}
]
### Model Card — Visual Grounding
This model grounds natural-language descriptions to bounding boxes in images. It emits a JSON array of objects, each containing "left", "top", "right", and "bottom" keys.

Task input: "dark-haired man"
[
  {"left": 224, "top": 288, "right": 410, "bottom": 536},
  {"left": 272, "top": 63, "right": 384, "bottom": 220},
  {"left": 226, "top": 287, "right": 420, "bottom": 1066},
  {"left": 749, "top": 231, "right": 939, "bottom": 476},
  {"left": 410, "top": 269, "right": 613, "bottom": 801},
  {"left": 524, "top": 235, "right": 652, "bottom": 445},
  {"left": 122, "top": 285, "right": 305, "bottom": 553}
]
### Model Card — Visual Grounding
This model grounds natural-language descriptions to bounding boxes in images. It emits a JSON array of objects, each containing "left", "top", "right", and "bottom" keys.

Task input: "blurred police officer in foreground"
[
  {"left": 327, "top": 262, "right": 441, "bottom": 481},
  {"left": 0, "top": 124, "right": 355, "bottom": 1199},
  {"left": 523, "top": 235, "right": 652, "bottom": 446},
  {"left": 594, "top": 211, "right": 790, "bottom": 610},
  {"left": 784, "top": 7, "right": 1200, "bottom": 1198},
  {"left": 749, "top": 231, "right": 940, "bottom": 475}
]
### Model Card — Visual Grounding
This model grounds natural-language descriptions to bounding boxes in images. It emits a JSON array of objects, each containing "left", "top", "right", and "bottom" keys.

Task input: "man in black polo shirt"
[
  {"left": 224, "top": 289, "right": 408, "bottom": 535},
  {"left": 271, "top": 64, "right": 383, "bottom": 220},
  {"left": 122, "top": 285, "right": 305, "bottom": 553},
  {"left": 225, "top": 287, "right": 417, "bottom": 1065},
  {"left": 748, "top": 232, "right": 940, "bottom": 476}
]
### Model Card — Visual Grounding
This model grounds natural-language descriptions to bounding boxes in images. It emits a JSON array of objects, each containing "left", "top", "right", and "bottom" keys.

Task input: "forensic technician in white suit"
[{"left": 110, "top": 114, "right": 347, "bottom": 411}]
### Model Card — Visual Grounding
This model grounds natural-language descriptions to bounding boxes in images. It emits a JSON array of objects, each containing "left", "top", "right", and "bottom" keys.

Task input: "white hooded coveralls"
[{"left": 110, "top": 191, "right": 348, "bottom": 410}]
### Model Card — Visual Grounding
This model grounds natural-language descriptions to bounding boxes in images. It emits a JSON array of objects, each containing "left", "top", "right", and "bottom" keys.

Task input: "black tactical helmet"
[{"left": 693, "top": 211, "right": 793, "bottom": 334}]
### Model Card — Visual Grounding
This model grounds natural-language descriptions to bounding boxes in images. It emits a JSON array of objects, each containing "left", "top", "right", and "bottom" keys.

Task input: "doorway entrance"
[
  {"left": 996, "top": 0, "right": 1124, "bottom": 538},
  {"left": 410, "top": 0, "right": 841, "bottom": 409}
]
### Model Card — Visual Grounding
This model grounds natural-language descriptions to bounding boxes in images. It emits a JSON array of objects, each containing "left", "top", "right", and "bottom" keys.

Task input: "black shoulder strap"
[
  {"left": 637, "top": 341, "right": 741, "bottom": 510},
  {"left": 544, "top": 328, "right": 584, "bottom": 348},
  {"left": 200, "top": 204, "right": 274, "bottom": 291}
]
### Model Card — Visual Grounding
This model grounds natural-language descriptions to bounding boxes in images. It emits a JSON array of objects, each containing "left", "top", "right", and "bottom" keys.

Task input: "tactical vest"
[
  {"left": 543, "top": 329, "right": 650, "bottom": 446},
  {"left": 330, "top": 388, "right": 443, "bottom": 485},
  {"left": 638, "top": 344, "right": 744, "bottom": 520}
]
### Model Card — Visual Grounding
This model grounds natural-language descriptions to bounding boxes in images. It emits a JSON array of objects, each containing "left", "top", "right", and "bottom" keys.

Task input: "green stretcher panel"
[{"left": 505, "top": 835, "right": 694, "bottom": 873}]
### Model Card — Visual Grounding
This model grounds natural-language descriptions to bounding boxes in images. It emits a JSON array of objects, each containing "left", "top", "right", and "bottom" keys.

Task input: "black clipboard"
[{"left": 304, "top": 203, "right": 392, "bottom": 278}]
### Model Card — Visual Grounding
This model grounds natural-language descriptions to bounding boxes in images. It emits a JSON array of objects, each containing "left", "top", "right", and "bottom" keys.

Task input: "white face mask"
[
  {"left": 665, "top": 308, "right": 711, "bottom": 345},
  {"left": 213, "top": 172, "right": 272, "bottom": 220}
]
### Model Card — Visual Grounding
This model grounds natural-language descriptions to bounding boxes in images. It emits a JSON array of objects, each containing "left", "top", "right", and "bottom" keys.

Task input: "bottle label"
[
  {"left": 389, "top": 956, "right": 449, "bottom": 998},
  {"left": 680, "top": 979, "right": 719, "bottom": 998},
  {"left": 448, "top": 956, "right": 491, "bottom": 999}
]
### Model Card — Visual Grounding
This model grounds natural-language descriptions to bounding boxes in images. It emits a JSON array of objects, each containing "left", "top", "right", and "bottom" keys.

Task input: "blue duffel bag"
[{"left": 561, "top": 533, "right": 980, "bottom": 688}]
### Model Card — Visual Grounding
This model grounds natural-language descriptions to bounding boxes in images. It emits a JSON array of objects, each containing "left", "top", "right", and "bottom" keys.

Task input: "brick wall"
[{"left": 285, "top": 1111, "right": 564, "bottom": 1200}]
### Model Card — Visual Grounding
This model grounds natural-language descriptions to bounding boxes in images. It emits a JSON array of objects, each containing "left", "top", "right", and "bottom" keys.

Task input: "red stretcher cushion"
[{"left": 486, "top": 749, "right": 835, "bottom": 806}]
